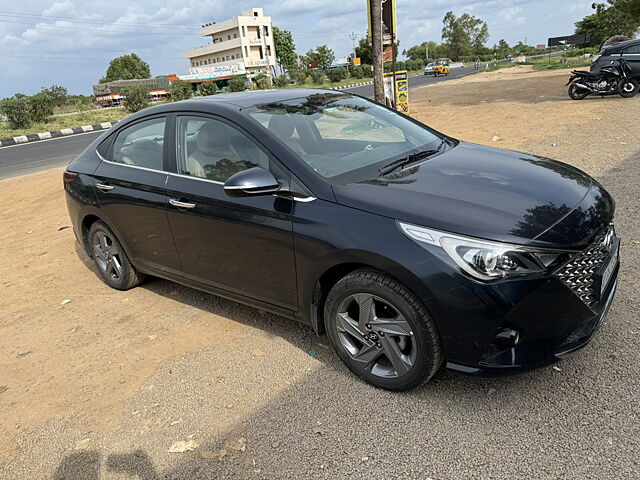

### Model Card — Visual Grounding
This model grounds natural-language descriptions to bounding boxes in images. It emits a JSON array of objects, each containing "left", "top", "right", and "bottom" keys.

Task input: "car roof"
[
  {"left": 185, "top": 88, "right": 343, "bottom": 108},
  {"left": 604, "top": 38, "right": 640, "bottom": 51}
]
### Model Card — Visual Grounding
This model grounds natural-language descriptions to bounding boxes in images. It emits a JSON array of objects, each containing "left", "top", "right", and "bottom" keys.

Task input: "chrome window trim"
[
  {"left": 167, "top": 171, "right": 224, "bottom": 185},
  {"left": 96, "top": 150, "right": 166, "bottom": 175}
]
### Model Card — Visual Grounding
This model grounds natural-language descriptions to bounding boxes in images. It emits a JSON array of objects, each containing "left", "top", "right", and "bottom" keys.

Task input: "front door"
[
  {"left": 165, "top": 114, "right": 297, "bottom": 310},
  {"left": 94, "top": 116, "right": 181, "bottom": 273}
]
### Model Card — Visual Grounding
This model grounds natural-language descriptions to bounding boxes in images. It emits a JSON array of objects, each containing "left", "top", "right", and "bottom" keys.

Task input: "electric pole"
[
  {"left": 350, "top": 31, "right": 357, "bottom": 62},
  {"left": 425, "top": 42, "right": 429, "bottom": 62},
  {"left": 370, "top": 0, "right": 384, "bottom": 103}
]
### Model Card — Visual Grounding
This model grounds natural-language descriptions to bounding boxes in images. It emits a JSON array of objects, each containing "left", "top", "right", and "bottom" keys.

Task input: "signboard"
[
  {"left": 367, "top": 0, "right": 397, "bottom": 45},
  {"left": 548, "top": 34, "right": 590, "bottom": 47},
  {"left": 353, "top": 57, "right": 361, "bottom": 65},
  {"left": 536, "top": 44, "right": 546, "bottom": 50},
  {"left": 188, "top": 63, "right": 246, "bottom": 77},
  {"left": 383, "top": 70, "right": 409, "bottom": 113}
]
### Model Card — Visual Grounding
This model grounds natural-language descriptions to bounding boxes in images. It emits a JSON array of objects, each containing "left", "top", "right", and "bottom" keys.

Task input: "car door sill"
[{"left": 137, "top": 264, "right": 300, "bottom": 323}]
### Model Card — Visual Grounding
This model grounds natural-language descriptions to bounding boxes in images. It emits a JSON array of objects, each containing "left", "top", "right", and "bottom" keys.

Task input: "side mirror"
[{"left": 224, "top": 167, "right": 281, "bottom": 197}]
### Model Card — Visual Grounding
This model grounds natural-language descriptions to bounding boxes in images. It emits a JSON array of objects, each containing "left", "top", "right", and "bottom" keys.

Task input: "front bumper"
[{"left": 426, "top": 239, "right": 620, "bottom": 377}]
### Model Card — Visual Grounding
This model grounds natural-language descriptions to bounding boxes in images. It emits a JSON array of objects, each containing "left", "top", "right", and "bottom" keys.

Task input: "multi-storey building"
[{"left": 183, "top": 8, "right": 276, "bottom": 79}]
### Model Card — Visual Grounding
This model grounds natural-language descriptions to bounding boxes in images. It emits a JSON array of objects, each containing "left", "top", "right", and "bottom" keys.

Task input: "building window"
[
  {"left": 233, "top": 33, "right": 237, "bottom": 38},
  {"left": 264, "top": 26, "right": 269, "bottom": 36},
  {"left": 227, "top": 34, "right": 231, "bottom": 40},
  {"left": 226, "top": 55, "right": 230, "bottom": 61},
  {"left": 245, "top": 46, "right": 248, "bottom": 57},
  {"left": 231, "top": 55, "right": 235, "bottom": 60},
  {"left": 266, "top": 45, "right": 271, "bottom": 56},
  {"left": 242, "top": 26, "right": 246, "bottom": 37},
  {"left": 254, "top": 11, "right": 258, "bottom": 17}
]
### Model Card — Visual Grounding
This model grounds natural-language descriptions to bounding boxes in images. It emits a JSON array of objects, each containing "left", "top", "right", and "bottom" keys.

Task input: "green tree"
[
  {"left": 121, "top": 85, "right": 149, "bottom": 113},
  {"left": 441, "top": 11, "right": 489, "bottom": 59},
  {"left": 496, "top": 39, "right": 511, "bottom": 58},
  {"left": 198, "top": 81, "right": 218, "bottom": 96},
  {"left": 404, "top": 41, "right": 439, "bottom": 62},
  {"left": 303, "top": 45, "right": 335, "bottom": 69},
  {"left": 42, "top": 85, "right": 68, "bottom": 112},
  {"left": 28, "top": 91, "right": 55, "bottom": 123},
  {"left": 100, "top": 54, "right": 151, "bottom": 83},
  {"left": 575, "top": 0, "right": 640, "bottom": 47},
  {"left": 355, "top": 37, "right": 373, "bottom": 64},
  {"left": 0, "top": 96, "right": 31, "bottom": 129},
  {"left": 273, "top": 26, "right": 298, "bottom": 73},
  {"left": 169, "top": 80, "right": 193, "bottom": 101}
]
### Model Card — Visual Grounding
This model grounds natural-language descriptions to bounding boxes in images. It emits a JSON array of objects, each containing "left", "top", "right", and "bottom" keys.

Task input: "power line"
[{"left": 0, "top": 11, "right": 200, "bottom": 29}]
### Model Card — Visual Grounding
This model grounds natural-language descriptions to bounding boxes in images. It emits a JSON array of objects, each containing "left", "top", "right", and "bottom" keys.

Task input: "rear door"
[
  {"left": 94, "top": 115, "right": 181, "bottom": 273},
  {"left": 165, "top": 114, "right": 297, "bottom": 310},
  {"left": 622, "top": 43, "right": 640, "bottom": 80}
]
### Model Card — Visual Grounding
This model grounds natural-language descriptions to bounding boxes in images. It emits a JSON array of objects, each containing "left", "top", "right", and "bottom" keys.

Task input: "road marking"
[{"left": 0, "top": 130, "right": 102, "bottom": 150}]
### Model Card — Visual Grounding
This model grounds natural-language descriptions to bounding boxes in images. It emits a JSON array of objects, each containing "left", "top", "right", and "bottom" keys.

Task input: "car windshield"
[{"left": 246, "top": 93, "right": 443, "bottom": 182}]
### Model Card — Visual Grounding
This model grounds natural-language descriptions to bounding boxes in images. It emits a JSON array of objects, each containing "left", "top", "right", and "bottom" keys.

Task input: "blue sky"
[{"left": 0, "top": 0, "right": 596, "bottom": 97}]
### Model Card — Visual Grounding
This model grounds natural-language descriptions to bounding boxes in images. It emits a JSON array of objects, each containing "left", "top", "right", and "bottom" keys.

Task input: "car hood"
[{"left": 332, "top": 142, "right": 614, "bottom": 249}]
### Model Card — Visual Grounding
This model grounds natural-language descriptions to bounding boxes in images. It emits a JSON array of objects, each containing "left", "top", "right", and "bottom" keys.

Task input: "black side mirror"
[{"left": 224, "top": 167, "right": 280, "bottom": 197}]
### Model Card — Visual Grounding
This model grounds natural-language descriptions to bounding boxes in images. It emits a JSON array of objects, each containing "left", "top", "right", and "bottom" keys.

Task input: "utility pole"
[
  {"left": 370, "top": 0, "right": 384, "bottom": 103},
  {"left": 425, "top": 42, "right": 429, "bottom": 62},
  {"left": 350, "top": 31, "right": 357, "bottom": 62}
]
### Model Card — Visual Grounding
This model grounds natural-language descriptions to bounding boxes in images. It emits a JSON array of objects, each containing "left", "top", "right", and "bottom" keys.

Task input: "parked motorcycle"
[{"left": 566, "top": 56, "right": 638, "bottom": 100}]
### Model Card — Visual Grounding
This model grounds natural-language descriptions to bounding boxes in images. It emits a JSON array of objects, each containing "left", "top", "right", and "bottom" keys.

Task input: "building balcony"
[{"left": 184, "top": 37, "right": 242, "bottom": 58}]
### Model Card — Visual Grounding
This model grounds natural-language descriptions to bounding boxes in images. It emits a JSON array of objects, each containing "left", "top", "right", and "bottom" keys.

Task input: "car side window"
[
  {"left": 110, "top": 117, "right": 166, "bottom": 170},
  {"left": 624, "top": 45, "right": 640, "bottom": 54},
  {"left": 176, "top": 116, "right": 269, "bottom": 182}
]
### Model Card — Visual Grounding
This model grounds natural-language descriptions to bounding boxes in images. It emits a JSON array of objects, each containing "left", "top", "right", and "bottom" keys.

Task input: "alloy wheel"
[
  {"left": 92, "top": 231, "right": 124, "bottom": 282},
  {"left": 335, "top": 293, "right": 417, "bottom": 378}
]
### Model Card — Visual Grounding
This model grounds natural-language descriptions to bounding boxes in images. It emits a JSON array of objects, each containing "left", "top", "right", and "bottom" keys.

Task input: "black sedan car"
[
  {"left": 64, "top": 89, "right": 619, "bottom": 391},
  {"left": 591, "top": 37, "right": 640, "bottom": 80}
]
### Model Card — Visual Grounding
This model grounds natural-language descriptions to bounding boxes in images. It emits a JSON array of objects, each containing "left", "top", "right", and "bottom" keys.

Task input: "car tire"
[
  {"left": 324, "top": 269, "right": 443, "bottom": 391},
  {"left": 88, "top": 221, "right": 144, "bottom": 290}
]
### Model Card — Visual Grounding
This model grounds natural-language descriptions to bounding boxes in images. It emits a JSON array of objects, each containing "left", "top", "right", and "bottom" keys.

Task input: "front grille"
[{"left": 555, "top": 224, "right": 615, "bottom": 308}]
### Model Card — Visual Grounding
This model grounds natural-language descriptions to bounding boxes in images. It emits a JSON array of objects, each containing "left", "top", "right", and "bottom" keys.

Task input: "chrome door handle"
[
  {"left": 96, "top": 183, "right": 114, "bottom": 191},
  {"left": 169, "top": 199, "right": 196, "bottom": 209}
]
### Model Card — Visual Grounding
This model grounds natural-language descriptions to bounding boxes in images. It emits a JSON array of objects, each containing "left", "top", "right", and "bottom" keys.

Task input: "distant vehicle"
[
  {"left": 64, "top": 89, "right": 619, "bottom": 391},
  {"left": 591, "top": 38, "right": 640, "bottom": 81},
  {"left": 425, "top": 58, "right": 450, "bottom": 76}
]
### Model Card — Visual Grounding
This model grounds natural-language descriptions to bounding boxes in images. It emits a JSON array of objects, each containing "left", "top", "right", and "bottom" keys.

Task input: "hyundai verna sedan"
[{"left": 64, "top": 89, "right": 619, "bottom": 391}]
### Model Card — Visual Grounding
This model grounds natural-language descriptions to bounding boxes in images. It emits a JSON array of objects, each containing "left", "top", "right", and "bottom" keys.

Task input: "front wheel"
[
  {"left": 324, "top": 270, "right": 443, "bottom": 391},
  {"left": 618, "top": 79, "right": 639, "bottom": 98},
  {"left": 568, "top": 82, "right": 589, "bottom": 100}
]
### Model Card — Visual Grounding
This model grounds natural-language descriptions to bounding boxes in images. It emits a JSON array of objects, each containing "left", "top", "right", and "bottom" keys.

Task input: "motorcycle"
[{"left": 566, "top": 56, "right": 638, "bottom": 100}]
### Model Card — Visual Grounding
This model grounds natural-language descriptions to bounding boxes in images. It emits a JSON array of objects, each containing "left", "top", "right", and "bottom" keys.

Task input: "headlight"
[{"left": 398, "top": 222, "right": 570, "bottom": 281}]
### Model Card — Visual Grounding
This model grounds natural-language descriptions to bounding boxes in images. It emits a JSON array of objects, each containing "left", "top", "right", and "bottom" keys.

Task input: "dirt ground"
[{"left": 1, "top": 66, "right": 639, "bottom": 479}]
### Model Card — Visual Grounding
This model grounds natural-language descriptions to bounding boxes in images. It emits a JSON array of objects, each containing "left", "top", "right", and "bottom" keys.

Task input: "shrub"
[
  {"left": 405, "top": 59, "right": 425, "bottom": 72},
  {"left": 274, "top": 75, "right": 289, "bottom": 87},
  {"left": 325, "top": 69, "right": 342, "bottom": 83},
  {"left": 121, "top": 85, "right": 149, "bottom": 113},
  {"left": 311, "top": 70, "right": 325, "bottom": 85},
  {"left": 169, "top": 80, "right": 193, "bottom": 101},
  {"left": 28, "top": 91, "right": 55, "bottom": 123},
  {"left": 360, "top": 64, "right": 372, "bottom": 76},
  {"left": 228, "top": 77, "right": 247, "bottom": 92},
  {"left": 253, "top": 73, "right": 272, "bottom": 90},
  {"left": 0, "top": 97, "right": 31, "bottom": 129},
  {"left": 198, "top": 81, "right": 218, "bottom": 96},
  {"left": 350, "top": 65, "right": 364, "bottom": 79},
  {"left": 291, "top": 70, "right": 308, "bottom": 85}
]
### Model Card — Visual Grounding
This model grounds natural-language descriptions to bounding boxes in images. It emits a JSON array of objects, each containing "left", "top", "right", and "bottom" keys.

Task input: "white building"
[{"left": 183, "top": 8, "right": 276, "bottom": 79}]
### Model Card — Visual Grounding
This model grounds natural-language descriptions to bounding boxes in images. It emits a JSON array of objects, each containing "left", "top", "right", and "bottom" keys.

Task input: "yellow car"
[{"left": 426, "top": 59, "right": 450, "bottom": 76}]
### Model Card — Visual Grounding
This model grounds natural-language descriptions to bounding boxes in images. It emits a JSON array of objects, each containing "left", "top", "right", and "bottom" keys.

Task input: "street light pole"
[
  {"left": 370, "top": 0, "right": 384, "bottom": 103},
  {"left": 350, "top": 31, "right": 357, "bottom": 62}
]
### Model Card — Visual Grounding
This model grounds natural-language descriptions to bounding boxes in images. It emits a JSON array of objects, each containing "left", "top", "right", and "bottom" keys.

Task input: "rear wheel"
[
  {"left": 324, "top": 270, "right": 442, "bottom": 391},
  {"left": 88, "top": 221, "right": 143, "bottom": 290},
  {"left": 568, "top": 82, "right": 589, "bottom": 100},
  {"left": 618, "top": 79, "right": 639, "bottom": 98}
]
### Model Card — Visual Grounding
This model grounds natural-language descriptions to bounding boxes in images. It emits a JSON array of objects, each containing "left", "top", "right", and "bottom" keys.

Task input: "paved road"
[
  {"left": 346, "top": 65, "right": 477, "bottom": 98},
  {"left": 0, "top": 130, "right": 102, "bottom": 179},
  {"left": 0, "top": 67, "right": 478, "bottom": 180}
]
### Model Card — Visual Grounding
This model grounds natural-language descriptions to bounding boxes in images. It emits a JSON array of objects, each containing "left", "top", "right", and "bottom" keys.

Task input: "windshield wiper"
[{"left": 378, "top": 140, "right": 446, "bottom": 176}]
